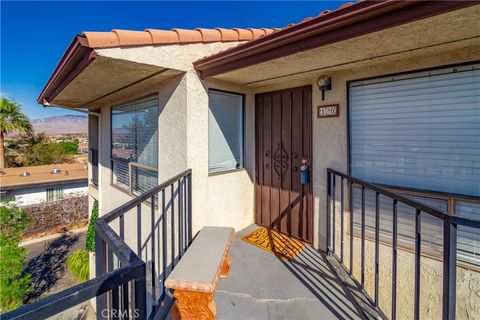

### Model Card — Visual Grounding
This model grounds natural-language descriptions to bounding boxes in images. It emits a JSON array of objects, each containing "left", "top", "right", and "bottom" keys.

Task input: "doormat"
[{"left": 242, "top": 226, "right": 305, "bottom": 260}]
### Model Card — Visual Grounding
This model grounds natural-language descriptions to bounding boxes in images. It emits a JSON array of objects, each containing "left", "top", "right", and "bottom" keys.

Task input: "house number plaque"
[{"left": 317, "top": 104, "right": 339, "bottom": 118}]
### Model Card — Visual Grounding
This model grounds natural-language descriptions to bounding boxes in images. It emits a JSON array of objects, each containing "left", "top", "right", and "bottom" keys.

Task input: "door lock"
[{"left": 300, "top": 163, "right": 310, "bottom": 185}]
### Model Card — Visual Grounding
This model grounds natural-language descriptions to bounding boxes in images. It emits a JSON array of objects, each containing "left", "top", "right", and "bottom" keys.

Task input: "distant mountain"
[{"left": 32, "top": 115, "right": 88, "bottom": 135}]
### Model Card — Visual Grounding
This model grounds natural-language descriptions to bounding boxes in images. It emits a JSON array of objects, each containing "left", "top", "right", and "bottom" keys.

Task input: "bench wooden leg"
[
  {"left": 172, "top": 290, "right": 216, "bottom": 320},
  {"left": 219, "top": 253, "right": 231, "bottom": 278}
]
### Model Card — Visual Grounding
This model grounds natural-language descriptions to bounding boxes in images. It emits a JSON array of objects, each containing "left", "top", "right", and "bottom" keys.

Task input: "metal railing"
[
  {"left": 326, "top": 168, "right": 480, "bottom": 320},
  {"left": 4, "top": 169, "right": 192, "bottom": 320}
]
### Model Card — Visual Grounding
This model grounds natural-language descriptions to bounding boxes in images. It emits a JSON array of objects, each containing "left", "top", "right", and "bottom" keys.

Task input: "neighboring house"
[
  {"left": 8, "top": 1, "right": 478, "bottom": 320},
  {"left": 0, "top": 163, "right": 88, "bottom": 205}
]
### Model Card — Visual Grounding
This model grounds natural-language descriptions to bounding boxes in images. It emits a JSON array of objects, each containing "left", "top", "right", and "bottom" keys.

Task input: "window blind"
[
  {"left": 349, "top": 64, "right": 480, "bottom": 197},
  {"left": 46, "top": 187, "right": 64, "bottom": 202},
  {"left": 112, "top": 95, "right": 158, "bottom": 194},
  {"left": 349, "top": 64, "right": 480, "bottom": 265},
  {"left": 208, "top": 90, "right": 244, "bottom": 174}
]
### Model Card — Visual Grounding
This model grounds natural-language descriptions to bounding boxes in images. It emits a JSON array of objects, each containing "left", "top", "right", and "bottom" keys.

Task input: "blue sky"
[{"left": 1, "top": 1, "right": 346, "bottom": 119}]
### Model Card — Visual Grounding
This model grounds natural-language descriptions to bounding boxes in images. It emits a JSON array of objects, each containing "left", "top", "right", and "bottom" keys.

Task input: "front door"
[{"left": 255, "top": 86, "right": 313, "bottom": 243}]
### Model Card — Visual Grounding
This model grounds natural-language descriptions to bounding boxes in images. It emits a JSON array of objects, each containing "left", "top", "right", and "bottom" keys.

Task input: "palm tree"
[{"left": 0, "top": 97, "right": 32, "bottom": 169}]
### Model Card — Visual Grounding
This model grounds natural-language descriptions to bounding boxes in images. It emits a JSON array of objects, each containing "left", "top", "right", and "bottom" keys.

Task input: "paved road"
[{"left": 23, "top": 230, "right": 87, "bottom": 302}]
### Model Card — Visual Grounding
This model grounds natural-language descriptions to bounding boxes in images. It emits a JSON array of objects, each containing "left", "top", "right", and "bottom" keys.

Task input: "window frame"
[
  {"left": 345, "top": 62, "right": 480, "bottom": 268},
  {"left": 207, "top": 88, "right": 246, "bottom": 176},
  {"left": 46, "top": 187, "right": 64, "bottom": 202},
  {"left": 110, "top": 94, "right": 159, "bottom": 195}
]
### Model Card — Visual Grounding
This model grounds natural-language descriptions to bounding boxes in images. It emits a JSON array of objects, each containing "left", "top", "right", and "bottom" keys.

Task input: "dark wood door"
[{"left": 255, "top": 86, "right": 313, "bottom": 243}]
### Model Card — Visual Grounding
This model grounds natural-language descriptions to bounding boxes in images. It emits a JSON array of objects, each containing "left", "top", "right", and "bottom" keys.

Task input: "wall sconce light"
[{"left": 316, "top": 75, "right": 332, "bottom": 101}]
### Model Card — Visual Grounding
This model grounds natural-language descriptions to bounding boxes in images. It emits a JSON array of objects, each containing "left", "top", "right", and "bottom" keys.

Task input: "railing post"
[
  {"left": 171, "top": 183, "right": 176, "bottom": 268},
  {"left": 162, "top": 189, "right": 167, "bottom": 297},
  {"left": 442, "top": 217, "right": 457, "bottom": 320},
  {"left": 340, "top": 177, "right": 345, "bottom": 263},
  {"left": 332, "top": 174, "right": 336, "bottom": 254},
  {"left": 95, "top": 233, "right": 107, "bottom": 320},
  {"left": 392, "top": 200, "right": 398, "bottom": 320},
  {"left": 361, "top": 186, "right": 365, "bottom": 289},
  {"left": 414, "top": 209, "right": 421, "bottom": 320},
  {"left": 349, "top": 181, "right": 354, "bottom": 275},
  {"left": 134, "top": 266, "right": 147, "bottom": 320},
  {"left": 374, "top": 192, "right": 380, "bottom": 307},
  {"left": 150, "top": 196, "right": 156, "bottom": 311},
  {"left": 187, "top": 172, "right": 192, "bottom": 243},
  {"left": 179, "top": 177, "right": 184, "bottom": 256},
  {"left": 326, "top": 170, "right": 331, "bottom": 253}
]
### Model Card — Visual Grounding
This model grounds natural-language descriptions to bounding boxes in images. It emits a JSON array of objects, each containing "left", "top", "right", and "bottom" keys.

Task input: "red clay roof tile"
[
  {"left": 172, "top": 28, "right": 203, "bottom": 42},
  {"left": 113, "top": 29, "right": 152, "bottom": 46},
  {"left": 215, "top": 28, "right": 240, "bottom": 41},
  {"left": 233, "top": 28, "right": 252, "bottom": 41},
  {"left": 83, "top": 32, "right": 120, "bottom": 48},
  {"left": 146, "top": 29, "right": 180, "bottom": 44},
  {"left": 82, "top": 27, "right": 276, "bottom": 49},
  {"left": 196, "top": 28, "right": 222, "bottom": 43}
]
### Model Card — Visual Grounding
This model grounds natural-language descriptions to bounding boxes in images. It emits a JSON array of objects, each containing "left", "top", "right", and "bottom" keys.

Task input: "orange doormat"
[{"left": 242, "top": 226, "right": 305, "bottom": 260}]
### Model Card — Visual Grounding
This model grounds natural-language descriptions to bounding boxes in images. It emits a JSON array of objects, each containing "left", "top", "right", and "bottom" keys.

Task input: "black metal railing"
[
  {"left": 90, "top": 148, "right": 99, "bottom": 186},
  {"left": 326, "top": 168, "right": 480, "bottom": 320},
  {"left": 4, "top": 169, "right": 192, "bottom": 320}
]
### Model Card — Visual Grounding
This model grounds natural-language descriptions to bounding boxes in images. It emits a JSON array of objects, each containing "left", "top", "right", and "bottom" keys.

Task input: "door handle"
[{"left": 300, "top": 163, "right": 310, "bottom": 184}]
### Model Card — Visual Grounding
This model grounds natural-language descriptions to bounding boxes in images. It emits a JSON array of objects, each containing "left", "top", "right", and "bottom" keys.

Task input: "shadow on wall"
[{"left": 23, "top": 234, "right": 79, "bottom": 303}]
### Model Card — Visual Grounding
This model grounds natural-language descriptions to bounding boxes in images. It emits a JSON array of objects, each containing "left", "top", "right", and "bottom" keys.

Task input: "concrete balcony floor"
[{"left": 215, "top": 225, "right": 366, "bottom": 320}]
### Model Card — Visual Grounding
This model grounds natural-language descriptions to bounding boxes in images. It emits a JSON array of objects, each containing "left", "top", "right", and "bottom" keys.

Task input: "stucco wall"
[
  {"left": 186, "top": 75, "right": 256, "bottom": 233},
  {"left": 321, "top": 57, "right": 480, "bottom": 319},
  {"left": 86, "top": 28, "right": 480, "bottom": 318},
  {"left": 91, "top": 37, "right": 479, "bottom": 248},
  {"left": 247, "top": 45, "right": 480, "bottom": 251},
  {"left": 93, "top": 42, "right": 257, "bottom": 236},
  {"left": 87, "top": 75, "right": 188, "bottom": 307},
  {"left": 334, "top": 225, "right": 480, "bottom": 320},
  {"left": 245, "top": 47, "right": 480, "bottom": 319}
]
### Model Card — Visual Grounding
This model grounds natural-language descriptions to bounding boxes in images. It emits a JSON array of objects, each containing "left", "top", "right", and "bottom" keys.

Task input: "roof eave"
[
  {"left": 37, "top": 35, "right": 96, "bottom": 106},
  {"left": 193, "top": 0, "right": 480, "bottom": 78}
]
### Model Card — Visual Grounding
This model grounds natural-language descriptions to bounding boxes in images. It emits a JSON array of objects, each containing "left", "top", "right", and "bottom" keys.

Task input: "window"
[
  {"left": 46, "top": 187, "right": 64, "bottom": 202},
  {"left": 348, "top": 64, "right": 480, "bottom": 265},
  {"left": 208, "top": 90, "right": 244, "bottom": 174},
  {"left": 111, "top": 95, "right": 159, "bottom": 194}
]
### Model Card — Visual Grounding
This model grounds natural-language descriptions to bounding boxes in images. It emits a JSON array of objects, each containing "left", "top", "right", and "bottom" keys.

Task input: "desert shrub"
[
  {"left": 22, "top": 193, "right": 88, "bottom": 237},
  {"left": 58, "top": 141, "right": 78, "bottom": 155},
  {"left": 66, "top": 249, "right": 89, "bottom": 282},
  {"left": 0, "top": 201, "right": 32, "bottom": 312},
  {"left": 86, "top": 200, "right": 99, "bottom": 253},
  {"left": 23, "top": 142, "right": 73, "bottom": 166}
]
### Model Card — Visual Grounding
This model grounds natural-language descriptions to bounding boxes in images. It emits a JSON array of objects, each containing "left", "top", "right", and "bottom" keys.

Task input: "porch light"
[{"left": 316, "top": 75, "right": 331, "bottom": 101}]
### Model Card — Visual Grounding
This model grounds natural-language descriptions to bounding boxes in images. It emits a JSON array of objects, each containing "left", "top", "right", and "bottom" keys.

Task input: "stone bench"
[{"left": 165, "top": 226, "right": 234, "bottom": 320}]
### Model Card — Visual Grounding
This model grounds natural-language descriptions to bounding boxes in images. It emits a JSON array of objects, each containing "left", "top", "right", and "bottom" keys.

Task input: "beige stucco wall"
[
  {"left": 243, "top": 44, "right": 480, "bottom": 319},
  {"left": 93, "top": 41, "right": 258, "bottom": 235},
  {"left": 89, "top": 34, "right": 480, "bottom": 251},
  {"left": 245, "top": 42, "right": 480, "bottom": 251},
  {"left": 316, "top": 50, "right": 479, "bottom": 319},
  {"left": 83, "top": 20, "right": 480, "bottom": 319},
  {"left": 330, "top": 205, "right": 480, "bottom": 320},
  {"left": 186, "top": 74, "right": 256, "bottom": 233}
]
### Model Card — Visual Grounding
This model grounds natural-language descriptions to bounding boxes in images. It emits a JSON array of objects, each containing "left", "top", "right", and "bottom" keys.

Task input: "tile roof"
[
  {"left": 193, "top": 0, "right": 477, "bottom": 78},
  {"left": 1, "top": 163, "right": 88, "bottom": 189},
  {"left": 190, "top": 2, "right": 356, "bottom": 61},
  {"left": 37, "top": 1, "right": 357, "bottom": 104},
  {"left": 82, "top": 28, "right": 278, "bottom": 49},
  {"left": 81, "top": 2, "right": 356, "bottom": 49}
]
